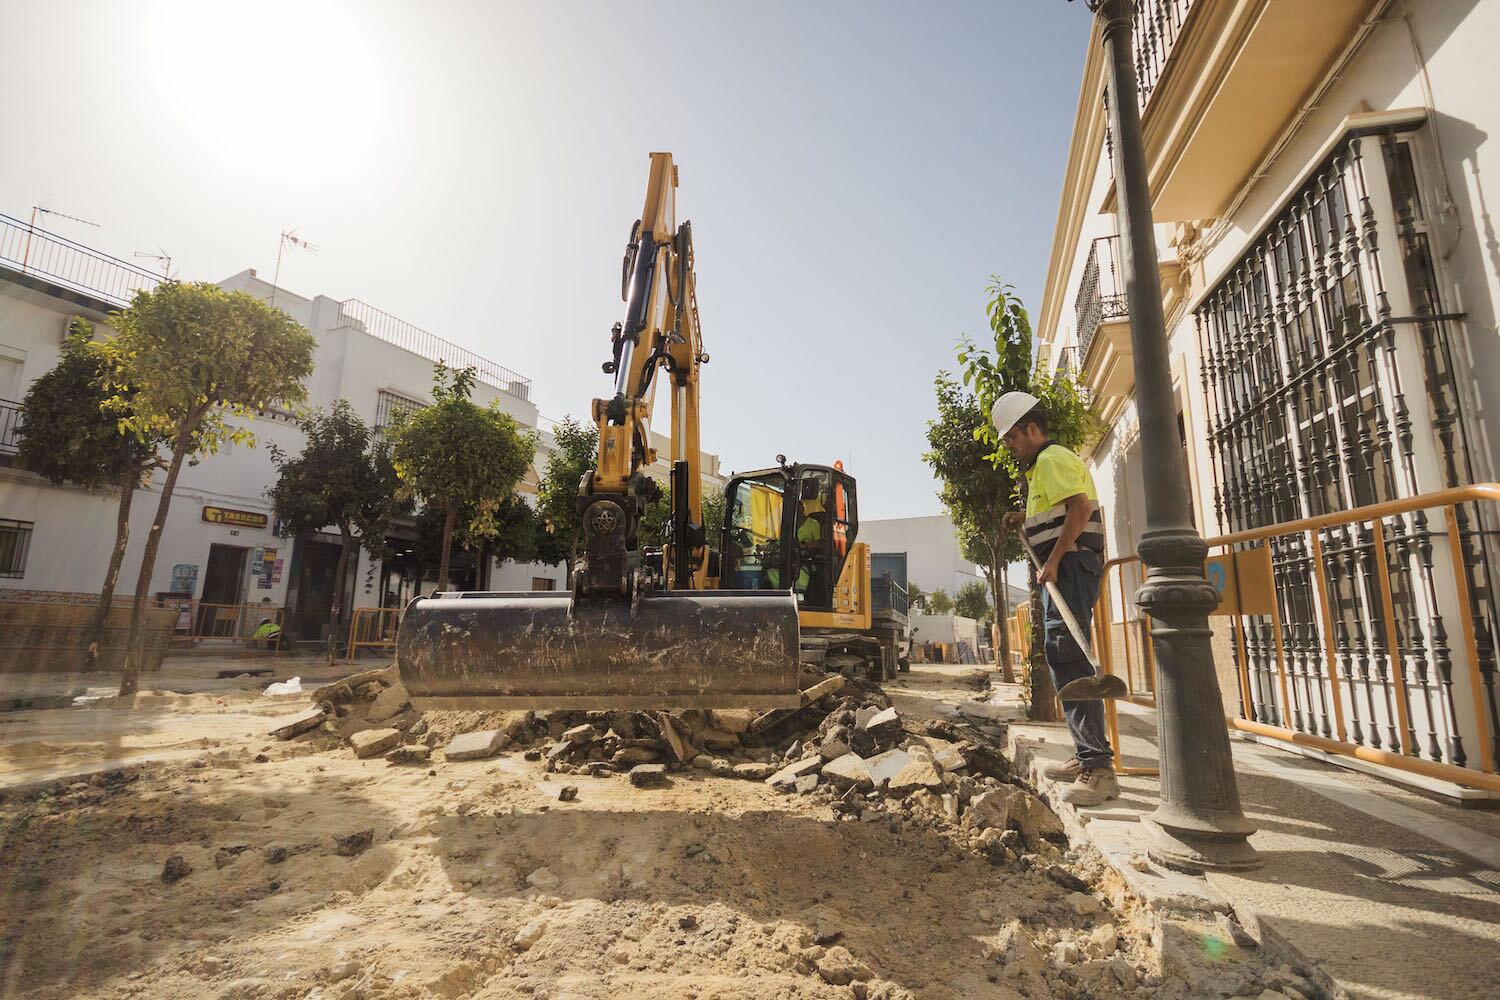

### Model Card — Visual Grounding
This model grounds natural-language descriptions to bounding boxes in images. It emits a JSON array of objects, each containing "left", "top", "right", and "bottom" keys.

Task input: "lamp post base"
[{"left": 1145, "top": 812, "right": 1262, "bottom": 874}]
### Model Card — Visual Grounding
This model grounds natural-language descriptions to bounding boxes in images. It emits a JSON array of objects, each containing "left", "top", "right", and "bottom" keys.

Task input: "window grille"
[
  {"left": 1194, "top": 123, "right": 1498, "bottom": 769},
  {"left": 375, "top": 390, "right": 424, "bottom": 435},
  {"left": 0, "top": 519, "right": 33, "bottom": 578}
]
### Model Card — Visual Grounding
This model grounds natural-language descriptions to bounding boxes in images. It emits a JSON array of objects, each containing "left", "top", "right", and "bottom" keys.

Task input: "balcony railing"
[
  {"left": 337, "top": 298, "right": 532, "bottom": 401},
  {"left": 1075, "top": 236, "right": 1129, "bottom": 362},
  {"left": 0, "top": 399, "right": 21, "bottom": 455},
  {"left": 0, "top": 213, "right": 163, "bottom": 307},
  {"left": 1134, "top": 0, "right": 1195, "bottom": 111}
]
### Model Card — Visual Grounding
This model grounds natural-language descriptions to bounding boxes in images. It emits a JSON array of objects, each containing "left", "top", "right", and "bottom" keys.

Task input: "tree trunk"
[
  {"left": 120, "top": 428, "right": 194, "bottom": 696},
  {"left": 437, "top": 505, "right": 456, "bottom": 592},
  {"left": 992, "top": 552, "right": 1015, "bottom": 685},
  {"left": 1027, "top": 562, "right": 1062, "bottom": 722},
  {"left": 83, "top": 463, "right": 138, "bottom": 671},
  {"left": 328, "top": 524, "right": 355, "bottom": 665}
]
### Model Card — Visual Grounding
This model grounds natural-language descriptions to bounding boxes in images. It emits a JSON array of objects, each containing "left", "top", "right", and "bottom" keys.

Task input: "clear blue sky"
[{"left": 1, "top": 1, "right": 1089, "bottom": 519}]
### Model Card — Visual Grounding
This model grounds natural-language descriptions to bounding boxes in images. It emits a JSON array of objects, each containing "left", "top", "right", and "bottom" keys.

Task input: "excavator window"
[{"left": 722, "top": 476, "right": 786, "bottom": 590}]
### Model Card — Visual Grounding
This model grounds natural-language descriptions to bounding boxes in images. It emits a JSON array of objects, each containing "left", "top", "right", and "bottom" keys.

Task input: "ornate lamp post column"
[{"left": 1080, "top": 0, "right": 1261, "bottom": 871}]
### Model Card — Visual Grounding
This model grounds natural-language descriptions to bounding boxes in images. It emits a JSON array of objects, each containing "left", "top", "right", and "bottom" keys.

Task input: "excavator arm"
[
  {"left": 579, "top": 152, "right": 708, "bottom": 596},
  {"left": 395, "top": 152, "right": 799, "bottom": 710}
]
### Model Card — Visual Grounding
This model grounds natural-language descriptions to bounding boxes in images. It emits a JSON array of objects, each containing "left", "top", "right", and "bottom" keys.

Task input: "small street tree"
[
  {"left": 906, "top": 581, "right": 926, "bottom": 611},
  {"left": 954, "top": 580, "right": 992, "bottom": 622},
  {"left": 535, "top": 416, "right": 598, "bottom": 576},
  {"left": 108, "top": 282, "right": 316, "bottom": 695},
  {"left": 15, "top": 319, "right": 166, "bottom": 669},
  {"left": 925, "top": 280, "right": 1031, "bottom": 683},
  {"left": 926, "top": 588, "right": 955, "bottom": 615},
  {"left": 268, "top": 400, "right": 405, "bottom": 662},
  {"left": 388, "top": 364, "right": 536, "bottom": 591}
]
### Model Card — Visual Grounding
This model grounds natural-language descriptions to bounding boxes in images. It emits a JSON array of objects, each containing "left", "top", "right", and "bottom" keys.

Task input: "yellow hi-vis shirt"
[{"left": 1023, "top": 444, "right": 1104, "bottom": 563}]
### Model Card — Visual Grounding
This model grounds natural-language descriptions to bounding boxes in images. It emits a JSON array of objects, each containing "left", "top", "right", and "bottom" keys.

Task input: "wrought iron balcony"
[
  {"left": 1133, "top": 0, "right": 1196, "bottom": 111},
  {"left": 1075, "top": 236, "right": 1129, "bottom": 363}
]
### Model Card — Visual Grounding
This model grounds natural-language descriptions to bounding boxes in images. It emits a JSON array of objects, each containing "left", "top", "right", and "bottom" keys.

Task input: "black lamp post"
[{"left": 1075, "top": 0, "right": 1261, "bottom": 872}]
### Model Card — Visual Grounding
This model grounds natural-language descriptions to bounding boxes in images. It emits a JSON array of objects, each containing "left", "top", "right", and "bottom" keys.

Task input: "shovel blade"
[{"left": 1056, "top": 674, "right": 1129, "bottom": 702}]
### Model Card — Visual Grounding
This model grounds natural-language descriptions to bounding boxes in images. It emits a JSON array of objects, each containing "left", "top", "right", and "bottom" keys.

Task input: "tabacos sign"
[{"left": 201, "top": 506, "right": 269, "bottom": 530}]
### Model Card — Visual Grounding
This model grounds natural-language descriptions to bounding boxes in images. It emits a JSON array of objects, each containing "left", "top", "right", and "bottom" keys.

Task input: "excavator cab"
[{"left": 721, "top": 462, "right": 859, "bottom": 612}]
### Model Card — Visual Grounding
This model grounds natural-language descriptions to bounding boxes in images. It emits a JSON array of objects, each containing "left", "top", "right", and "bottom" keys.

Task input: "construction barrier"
[
  {"left": 347, "top": 606, "right": 400, "bottom": 660},
  {"left": 1090, "top": 484, "right": 1500, "bottom": 791},
  {"left": 162, "top": 600, "right": 285, "bottom": 652}
]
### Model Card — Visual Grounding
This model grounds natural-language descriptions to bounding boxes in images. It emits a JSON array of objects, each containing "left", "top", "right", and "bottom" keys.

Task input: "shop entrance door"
[{"left": 197, "top": 544, "right": 249, "bottom": 637}]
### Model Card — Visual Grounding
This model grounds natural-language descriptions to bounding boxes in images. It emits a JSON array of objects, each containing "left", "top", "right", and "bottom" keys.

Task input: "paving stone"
[
  {"left": 445, "top": 729, "right": 509, "bottom": 761},
  {"left": 766, "top": 755, "right": 823, "bottom": 788},
  {"left": 932, "top": 747, "right": 967, "bottom": 772},
  {"left": 863, "top": 749, "right": 914, "bottom": 789},
  {"left": 366, "top": 684, "right": 410, "bottom": 722},
  {"left": 350, "top": 728, "right": 401, "bottom": 759},
  {"left": 887, "top": 759, "right": 944, "bottom": 797},
  {"left": 957, "top": 700, "right": 1007, "bottom": 722},
  {"left": 628, "top": 763, "right": 669, "bottom": 788},
  {"left": 821, "top": 753, "right": 873, "bottom": 791},
  {"left": 269, "top": 707, "right": 326, "bottom": 740}
]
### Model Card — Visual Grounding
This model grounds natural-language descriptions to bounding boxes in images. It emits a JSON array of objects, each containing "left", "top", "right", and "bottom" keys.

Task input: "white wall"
[{"left": 856, "top": 513, "right": 983, "bottom": 598}]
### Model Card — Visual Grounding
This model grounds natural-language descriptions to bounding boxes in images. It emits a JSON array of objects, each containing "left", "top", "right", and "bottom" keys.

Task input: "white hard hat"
[{"left": 991, "top": 391, "right": 1041, "bottom": 437}]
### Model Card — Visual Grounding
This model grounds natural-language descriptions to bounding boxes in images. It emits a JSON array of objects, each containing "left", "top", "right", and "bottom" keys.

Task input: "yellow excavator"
[{"left": 397, "top": 153, "right": 903, "bottom": 710}]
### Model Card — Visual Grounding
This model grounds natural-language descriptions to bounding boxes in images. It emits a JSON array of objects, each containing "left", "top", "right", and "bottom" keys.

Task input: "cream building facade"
[{"left": 1039, "top": 0, "right": 1500, "bottom": 792}]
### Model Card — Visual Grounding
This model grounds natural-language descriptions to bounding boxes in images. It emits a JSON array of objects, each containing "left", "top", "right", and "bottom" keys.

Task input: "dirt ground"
[{"left": 0, "top": 664, "right": 1275, "bottom": 1000}]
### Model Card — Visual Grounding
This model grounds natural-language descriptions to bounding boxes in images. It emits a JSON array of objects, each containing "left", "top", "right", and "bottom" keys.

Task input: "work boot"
[
  {"left": 1058, "top": 767, "right": 1119, "bottom": 807},
  {"left": 1041, "top": 755, "right": 1081, "bottom": 782}
]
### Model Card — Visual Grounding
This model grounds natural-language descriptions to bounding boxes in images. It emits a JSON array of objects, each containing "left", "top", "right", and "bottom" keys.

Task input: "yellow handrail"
[{"left": 1090, "top": 483, "right": 1500, "bottom": 791}]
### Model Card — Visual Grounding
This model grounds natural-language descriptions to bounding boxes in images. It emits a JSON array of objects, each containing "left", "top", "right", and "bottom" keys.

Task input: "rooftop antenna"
[
  {"left": 271, "top": 228, "right": 318, "bottom": 307},
  {"left": 132, "top": 248, "right": 173, "bottom": 279},
  {"left": 22, "top": 204, "right": 101, "bottom": 273}
]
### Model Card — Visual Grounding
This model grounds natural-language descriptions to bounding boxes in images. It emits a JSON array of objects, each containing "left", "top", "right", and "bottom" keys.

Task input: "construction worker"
[{"left": 992, "top": 391, "right": 1117, "bottom": 806}]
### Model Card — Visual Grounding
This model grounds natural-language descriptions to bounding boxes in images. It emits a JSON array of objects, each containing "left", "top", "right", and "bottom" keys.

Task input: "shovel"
[{"left": 1018, "top": 533, "right": 1128, "bottom": 702}]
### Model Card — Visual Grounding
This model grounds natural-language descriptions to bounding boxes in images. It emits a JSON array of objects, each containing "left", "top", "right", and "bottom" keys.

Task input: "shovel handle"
[{"left": 1017, "top": 533, "right": 1102, "bottom": 673}]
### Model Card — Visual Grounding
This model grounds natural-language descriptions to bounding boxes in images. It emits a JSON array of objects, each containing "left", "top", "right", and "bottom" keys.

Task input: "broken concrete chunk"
[
  {"left": 861, "top": 706, "right": 899, "bottom": 733},
  {"left": 526, "top": 866, "right": 560, "bottom": 891},
  {"left": 708, "top": 709, "right": 755, "bottom": 733},
  {"left": 161, "top": 855, "right": 191, "bottom": 884},
  {"left": 545, "top": 740, "right": 574, "bottom": 761},
  {"left": 766, "top": 755, "right": 823, "bottom": 788},
  {"left": 334, "top": 829, "right": 374, "bottom": 856},
  {"left": 815, "top": 945, "right": 872, "bottom": 986},
  {"left": 932, "top": 747, "right": 967, "bottom": 772},
  {"left": 957, "top": 700, "right": 1007, "bottom": 722},
  {"left": 612, "top": 746, "right": 662, "bottom": 767},
  {"left": 365, "top": 683, "right": 410, "bottom": 723},
  {"left": 1067, "top": 891, "right": 1101, "bottom": 915},
  {"left": 269, "top": 707, "right": 326, "bottom": 740},
  {"left": 732, "top": 762, "right": 776, "bottom": 780},
  {"left": 854, "top": 706, "right": 879, "bottom": 730},
  {"left": 513, "top": 917, "right": 548, "bottom": 950},
  {"left": 819, "top": 737, "right": 852, "bottom": 762},
  {"left": 821, "top": 753, "right": 873, "bottom": 791},
  {"left": 561, "top": 724, "right": 597, "bottom": 744},
  {"left": 657, "top": 714, "right": 692, "bottom": 761},
  {"left": 1007, "top": 789, "right": 1066, "bottom": 848},
  {"left": 350, "top": 728, "right": 401, "bottom": 759},
  {"left": 794, "top": 773, "right": 820, "bottom": 794},
  {"left": 691, "top": 754, "right": 716, "bottom": 770},
  {"left": 964, "top": 787, "right": 1010, "bottom": 831},
  {"left": 798, "top": 675, "right": 846, "bottom": 705},
  {"left": 387, "top": 744, "right": 431, "bottom": 765},
  {"left": 446, "top": 729, "right": 509, "bottom": 761},
  {"left": 887, "top": 759, "right": 944, "bottom": 797},
  {"left": 556, "top": 784, "right": 578, "bottom": 802},
  {"left": 628, "top": 763, "right": 669, "bottom": 788},
  {"left": 863, "top": 749, "right": 914, "bottom": 790}
]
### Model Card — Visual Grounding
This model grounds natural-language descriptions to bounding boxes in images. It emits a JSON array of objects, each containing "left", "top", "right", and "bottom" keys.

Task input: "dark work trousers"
[{"left": 1041, "top": 549, "right": 1114, "bottom": 770}]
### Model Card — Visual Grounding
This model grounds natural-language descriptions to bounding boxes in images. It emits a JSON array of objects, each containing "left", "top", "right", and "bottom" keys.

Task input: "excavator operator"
[{"left": 795, "top": 474, "right": 829, "bottom": 601}]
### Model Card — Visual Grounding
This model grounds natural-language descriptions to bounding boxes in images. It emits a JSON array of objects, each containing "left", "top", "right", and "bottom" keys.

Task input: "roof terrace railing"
[
  {"left": 0, "top": 213, "right": 163, "bottom": 307},
  {"left": 336, "top": 297, "right": 532, "bottom": 401}
]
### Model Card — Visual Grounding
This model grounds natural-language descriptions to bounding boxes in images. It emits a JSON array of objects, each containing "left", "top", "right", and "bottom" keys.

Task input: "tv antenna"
[
  {"left": 270, "top": 228, "right": 318, "bottom": 307},
  {"left": 133, "top": 248, "right": 173, "bottom": 278},
  {"left": 21, "top": 204, "right": 101, "bottom": 273}
]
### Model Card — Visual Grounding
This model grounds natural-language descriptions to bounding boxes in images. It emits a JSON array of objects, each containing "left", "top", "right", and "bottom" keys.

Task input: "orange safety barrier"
[
  {"left": 347, "top": 606, "right": 400, "bottom": 660},
  {"left": 1090, "top": 484, "right": 1500, "bottom": 791}
]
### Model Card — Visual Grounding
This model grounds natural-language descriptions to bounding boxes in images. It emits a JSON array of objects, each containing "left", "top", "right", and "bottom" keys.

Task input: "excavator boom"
[{"left": 397, "top": 153, "right": 802, "bottom": 711}]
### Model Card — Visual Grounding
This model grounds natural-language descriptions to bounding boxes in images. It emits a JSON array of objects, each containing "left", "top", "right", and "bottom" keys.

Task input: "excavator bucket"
[{"left": 396, "top": 589, "right": 802, "bottom": 711}]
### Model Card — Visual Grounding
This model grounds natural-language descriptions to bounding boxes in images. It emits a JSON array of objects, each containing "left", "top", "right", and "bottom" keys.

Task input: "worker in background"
[{"left": 993, "top": 391, "right": 1116, "bottom": 807}]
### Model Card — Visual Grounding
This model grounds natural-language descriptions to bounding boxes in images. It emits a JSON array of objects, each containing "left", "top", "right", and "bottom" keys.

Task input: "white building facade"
[
  {"left": 856, "top": 513, "right": 984, "bottom": 598},
  {"left": 0, "top": 222, "right": 724, "bottom": 648}
]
